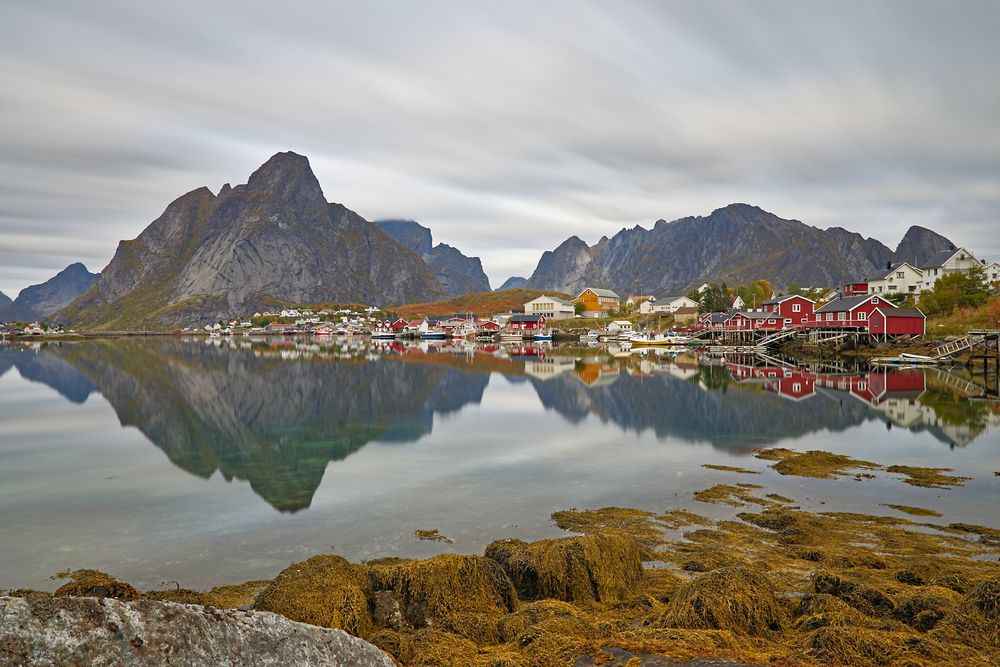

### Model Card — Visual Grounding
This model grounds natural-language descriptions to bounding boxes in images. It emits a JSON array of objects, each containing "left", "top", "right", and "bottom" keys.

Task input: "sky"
[{"left": 1, "top": 0, "right": 999, "bottom": 297}]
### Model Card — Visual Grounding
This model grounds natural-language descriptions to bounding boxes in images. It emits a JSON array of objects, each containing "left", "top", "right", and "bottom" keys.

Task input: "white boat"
[
  {"left": 871, "top": 353, "right": 944, "bottom": 366},
  {"left": 370, "top": 329, "right": 396, "bottom": 340},
  {"left": 532, "top": 330, "right": 553, "bottom": 341},
  {"left": 629, "top": 332, "right": 691, "bottom": 346},
  {"left": 420, "top": 329, "right": 448, "bottom": 340}
]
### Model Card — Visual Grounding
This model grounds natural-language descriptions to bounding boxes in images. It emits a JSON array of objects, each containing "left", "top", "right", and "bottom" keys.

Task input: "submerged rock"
[{"left": 0, "top": 594, "right": 394, "bottom": 666}]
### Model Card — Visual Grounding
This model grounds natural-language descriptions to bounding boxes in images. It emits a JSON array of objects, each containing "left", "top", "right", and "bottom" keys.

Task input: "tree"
[
  {"left": 735, "top": 280, "right": 773, "bottom": 309},
  {"left": 919, "top": 267, "right": 990, "bottom": 314},
  {"left": 697, "top": 283, "right": 731, "bottom": 313}
]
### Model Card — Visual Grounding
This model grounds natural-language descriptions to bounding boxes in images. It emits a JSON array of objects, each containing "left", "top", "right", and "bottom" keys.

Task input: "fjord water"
[{"left": 1, "top": 339, "right": 997, "bottom": 592}]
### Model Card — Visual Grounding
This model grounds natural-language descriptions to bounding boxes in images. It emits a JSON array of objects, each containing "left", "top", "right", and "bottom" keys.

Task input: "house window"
[
  {"left": 792, "top": 303, "right": 801, "bottom": 312},
  {"left": 792, "top": 383, "right": 802, "bottom": 392},
  {"left": 838, "top": 312, "right": 846, "bottom": 321},
  {"left": 897, "top": 271, "right": 905, "bottom": 278},
  {"left": 871, "top": 297, "right": 878, "bottom": 304},
  {"left": 825, "top": 313, "right": 833, "bottom": 321},
  {"left": 858, "top": 312, "right": 867, "bottom": 321}
]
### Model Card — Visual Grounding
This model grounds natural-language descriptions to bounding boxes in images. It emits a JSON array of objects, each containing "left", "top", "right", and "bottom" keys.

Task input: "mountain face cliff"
[
  {"left": 375, "top": 220, "right": 490, "bottom": 296},
  {"left": 524, "top": 204, "right": 956, "bottom": 295},
  {"left": 893, "top": 226, "right": 956, "bottom": 267},
  {"left": 58, "top": 153, "right": 446, "bottom": 328},
  {"left": 0, "top": 292, "right": 11, "bottom": 309},
  {"left": 0, "top": 263, "right": 98, "bottom": 322}
]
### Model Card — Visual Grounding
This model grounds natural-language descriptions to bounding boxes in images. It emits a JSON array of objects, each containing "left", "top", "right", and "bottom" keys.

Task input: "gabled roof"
[
  {"left": 703, "top": 312, "right": 731, "bottom": 324},
  {"left": 732, "top": 310, "right": 772, "bottom": 320},
  {"left": 510, "top": 314, "right": 544, "bottom": 322},
  {"left": 531, "top": 295, "right": 574, "bottom": 307},
  {"left": 674, "top": 306, "right": 699, "bottom": 315},
  {"left": 580, "top": 287, "right": 620, "bottom": 298},
  {"left": 815, "top": 295, "right": 897, "bottom": 313},
  {"left": 762, "top": 294, "right": 815, "bottom": 306},
  {"left": 920, "top": 248, "right": 973, "bottom": 270},
  {"left": 653, "top": 294, "right": 693, "bottom": 303},
  {"left": 874, "top": 306, "right": 925, "bottom": 319},
  {"left": 873, "top": 261, "right": 921, "bottom": 280}
]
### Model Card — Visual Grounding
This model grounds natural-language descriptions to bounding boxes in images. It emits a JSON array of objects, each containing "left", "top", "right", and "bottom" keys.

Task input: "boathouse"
[
  {"left": 508, "top": 314, "right": 547, "bottom": 331},
  {"left": 868, "top": 307, "right": 926, "bottom": 337},
  {"left": 760, "top": 295, "right": 815, "bottom": 328}
]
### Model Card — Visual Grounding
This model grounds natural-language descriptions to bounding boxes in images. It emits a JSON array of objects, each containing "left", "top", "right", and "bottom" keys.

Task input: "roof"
[
  {"left": 920, "top": 248, "right": 969, "bottom": 270},
  {"left": 874, "top": 262, "right": 920, "bottom": 280},
  {"left": 875, "top": 307, "right": 926, "bottom": 319},
  {"left": 815, "top": 295, "right": 896, "bottom": 313},
  {"left": 653, "top": 294, "right": 693, "bottom": 303},
  {"left": 610, "top": 320, "right": 633, "bottom": 326},
  {"left": 674, "top": 306, "right": 699, "bottom": 315},
  {"left": 703, "top": 312, "right": 731, "bottom": 324},
  {"left": 527, "top": 294, "right": 574, "bottom": 307},
  {"left": 580, "top": 287, "right": 620, "bottom": 298},
  {"left": 761, "top": 294, "right": 815, "bottom": 306},
  {"left": 732, "top": 310, "right": 773, "bottom": 320},
  {"left": 510, "top": 314, "right": 544, "bottom": 322}
]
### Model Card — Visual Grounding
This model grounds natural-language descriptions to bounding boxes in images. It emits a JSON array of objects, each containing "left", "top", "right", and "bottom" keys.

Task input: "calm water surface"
[{"left": 1, "top": 338, "right": 997, "bottom": 591}]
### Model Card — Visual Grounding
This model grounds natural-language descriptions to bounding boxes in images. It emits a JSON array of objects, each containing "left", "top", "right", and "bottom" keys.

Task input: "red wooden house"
[
  {"left": 810, "top": 295, "right": 925, "bottom": 337},
  {"left": 842, "top": 282, "right": 869, "bottom": 297},
  {"left": 476, "top": 319, "right": 501, "bottom": 332},
  {"left": 760, "top": 295, "right": 815, "bottom": 328},
  {"left": 508, "top": 314, "right": 547, "bottom": 331},
  {"left": 389, "top": 318, "right": 410, "bottom": 332}
]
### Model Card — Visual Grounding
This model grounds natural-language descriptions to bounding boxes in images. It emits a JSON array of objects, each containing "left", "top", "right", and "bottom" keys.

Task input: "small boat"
[
  {"left": 370, "top": 329, "right": 396, "bottom": 340},
  {"left": 871, "top": 353, "right": 944, "bottom": 366},
  {"left": 532, "top": 330, "right": 553, "bottom": 342},
  {"left": 420, "top": 329, "right": 448, "bottom": 340},
  {"left": 629, "top": 332, "right": 691, "bottom": 346}
]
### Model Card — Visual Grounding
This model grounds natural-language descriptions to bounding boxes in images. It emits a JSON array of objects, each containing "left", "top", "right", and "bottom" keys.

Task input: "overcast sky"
[{"left": 1, "top": 1, "right": 998, "bottom": 297}]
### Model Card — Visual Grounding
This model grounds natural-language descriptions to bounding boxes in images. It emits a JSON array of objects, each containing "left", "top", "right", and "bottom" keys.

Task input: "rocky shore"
[{"left": 4, "top": 448, "right": 998, "bottom": 666}]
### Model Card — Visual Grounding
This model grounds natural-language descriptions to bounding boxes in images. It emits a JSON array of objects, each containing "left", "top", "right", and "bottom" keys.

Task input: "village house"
[
  {"left": 867, "top": 262, "right": 923, "bottom": 296},
  {"left": 809, "top": 294, "right": 925, "bottom": 337},
  {"left": 524, "top": 295, "right": 575, "bottom": 320},
  {"left": 730, "top": 295, "right": 746, "bottom": 310},
  {"left": 983, "top": 261, "right": 1000, "bottom": 284},
  {"left": 760, "top": 294, "right": 815, "bottom": 328},
  {"left": 640, "top": 294, "right": 699, "bottom": 315},
  {"left": 625, "top": 294, "right": 654, "bottom": 307},
  {"left": 841, "top": 282, "right": 869, "bottom": 297},
  {"left": 605, "top": 320, "right": 634, "bottom": 334},
  {"left": 918, "top": 246, "right": 980, "bottom": 291},
  {"left": 574, "top": 288, "right": 621, "bottom": 317},
  {"left": 508, "top": 314, "right": 547, "bottom": 332},
  {"left": 673, "top": 306, "right": 699, "bottom": 325}
]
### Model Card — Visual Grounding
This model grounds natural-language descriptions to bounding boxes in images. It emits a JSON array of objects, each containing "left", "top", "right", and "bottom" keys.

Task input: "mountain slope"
[
  {"left": 375, "top": 219, "right": 490, "bottom": 295},
  {"left": 0, "top": 291, "right": 11, "bottom": 310},
  {"left": 894, "top": 226, "right": 957, "bottom": 266},
  {"left": 58, "top": 153, "right": 446, "bottom": 329},
  {"left": 0, "top": 263, "right": 98, "bottom": 322},
  {"left": 496, "top": 276, "right": 528, "bottom": 291},
  {"left": 524, "top": 204, "right": 954, "bottom": 295}
]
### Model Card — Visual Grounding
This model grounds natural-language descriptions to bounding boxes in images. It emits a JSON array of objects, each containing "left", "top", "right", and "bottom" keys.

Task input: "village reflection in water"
[{"left": 2, "top": 337, "right": 997, "bottom": 514}]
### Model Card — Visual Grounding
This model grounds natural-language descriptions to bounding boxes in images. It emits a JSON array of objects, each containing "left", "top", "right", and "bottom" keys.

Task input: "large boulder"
[{"left": 0, "top": 593, "right": 394, "bottom": 666}]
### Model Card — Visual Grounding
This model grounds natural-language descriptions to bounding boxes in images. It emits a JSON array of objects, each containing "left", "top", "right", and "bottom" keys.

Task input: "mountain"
[
  {"left": 496, "top": 276, "right": 528, "bottom": 291},
  {"left": 0, "top": 291, "right": 11, "bottom": 308},
  {"left": 375, "top": 219, "right": 490, "bottom": 295},
  {"left": 0, "top": 263, "right": 98, "bottom": 322},
  {"left": 893, "top": 226, "right": 957, "bottom": 267},
  {"left": 523, "top": 204, "right": 957, "bottom": 296},
  {"left": 57, "top": 153, "right": 446, "bottom": 329}
]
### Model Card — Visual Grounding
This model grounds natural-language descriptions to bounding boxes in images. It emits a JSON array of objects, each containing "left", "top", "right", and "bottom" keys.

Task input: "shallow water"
[{"left": 1, "top": 337, "right": 997, "bottom": 591}]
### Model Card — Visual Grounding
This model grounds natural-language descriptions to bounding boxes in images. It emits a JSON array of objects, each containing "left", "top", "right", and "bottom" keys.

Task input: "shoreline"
[{"left": 10, "top": 448, "right": 999, "bottom": 667}]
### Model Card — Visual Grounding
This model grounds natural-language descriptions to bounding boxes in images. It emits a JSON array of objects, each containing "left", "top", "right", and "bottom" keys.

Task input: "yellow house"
[{"left": 574, "top": 288, "right": 621, "bottom": 317}]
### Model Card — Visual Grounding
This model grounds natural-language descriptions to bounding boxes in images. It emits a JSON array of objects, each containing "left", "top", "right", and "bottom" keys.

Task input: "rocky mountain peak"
[
  {"left": 375, "top": 219, "right": 490, "bottom": 295},
  {"left": 894, "top": 225, "right": 955, "bottom": 266},
  {"left": 0, "top": 291, "right": 11, "bottom": 308},
  {"left": 245, "top": 151, "right": 325, "bottom": 206},
  {"left": 375, "top": 220, "right": 434, "bottom": 256},
  {"left": 1, "top": 262, "right": 99, "bottom": 321}
]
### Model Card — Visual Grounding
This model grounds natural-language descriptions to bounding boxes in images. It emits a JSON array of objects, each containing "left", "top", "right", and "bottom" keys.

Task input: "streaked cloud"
[{"left": 1, "top": 0, "right": 997, "bottom": 296}]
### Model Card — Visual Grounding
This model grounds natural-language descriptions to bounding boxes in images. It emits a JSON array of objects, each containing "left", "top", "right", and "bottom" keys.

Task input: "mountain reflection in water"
[{"left": 2, "top": 338, "right": 997, "bottom": 512}]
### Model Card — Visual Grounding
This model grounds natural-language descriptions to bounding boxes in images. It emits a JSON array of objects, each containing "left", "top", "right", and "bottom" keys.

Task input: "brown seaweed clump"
[
  {"left": 882, "top": 504, "right": 943, "bottom": 517},
  {"left": 551, "top": 507, "right": 663, "bottom": 550},
  {"left": 52, "top": 569, "right": 138, "bottom": 600},
  {"left": 414, "top": 529, "right": 454, "bottom": 544},
  {"left": 143, "top": 580, "right": 269, "bottom": 608},
  {"left": 485, "top": 532, "right": 644, "bottom": 605},
  {"left": 649, "top": 566, "right": 785, "bottom": 638},
  {"left": 252, "top": 555, "right": 372, "bottom": 636},
  {"left": 886, "top": 465, "right": 971, "bottom": 489},
  {"left": 755, "top": 447, "right": 881, "bottom": 479},
  {"left": 701, "top": 464, "right": 760, "bottom": 474}
]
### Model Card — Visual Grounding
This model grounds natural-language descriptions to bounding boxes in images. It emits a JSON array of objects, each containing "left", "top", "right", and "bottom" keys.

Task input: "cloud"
[{"left": 1, "top": 0, "right": 998, "bottom": 295}]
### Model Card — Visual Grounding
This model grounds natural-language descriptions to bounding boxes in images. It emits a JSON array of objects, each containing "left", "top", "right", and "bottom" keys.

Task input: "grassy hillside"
[
  {"left": 926, "top": 296, "right": 1000, "bottom": 336},
  {"left": 392, "top": 289, "right": 573, "bottom": 318}
]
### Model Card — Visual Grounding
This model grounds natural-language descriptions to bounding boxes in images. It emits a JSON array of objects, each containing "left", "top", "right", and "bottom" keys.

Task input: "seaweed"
[{"left": 886, "top": 465, "right": 971, "bottom": 489}]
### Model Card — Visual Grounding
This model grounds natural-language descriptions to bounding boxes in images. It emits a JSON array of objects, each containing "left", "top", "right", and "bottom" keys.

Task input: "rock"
[
  {"left": 496, "top": 276, "right": 529, "bottom": 291},
  {"left": 376, "top": 219, "right": 491, "bottom": 296},
  {"left": 0, "top": 263, "right": 97, "bottom": 322},
  {"left": 0, "top": 593, "right": 395, "bottom": 666},
  {"left": 56, "top": 152, "right": 447, "bottom": 329},
  {"left": 522, "top": 203, "right": 958, "bottom": 297}
]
